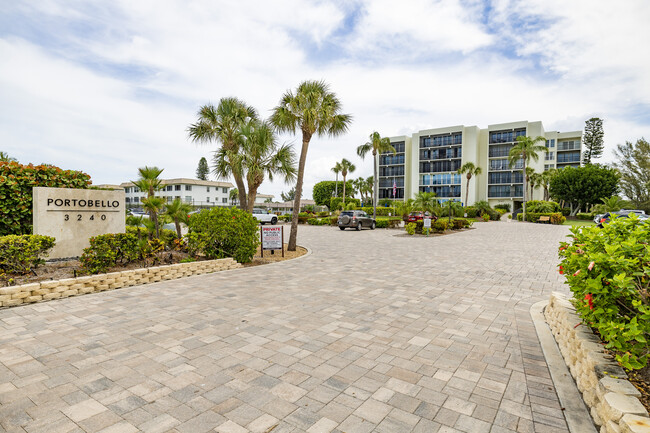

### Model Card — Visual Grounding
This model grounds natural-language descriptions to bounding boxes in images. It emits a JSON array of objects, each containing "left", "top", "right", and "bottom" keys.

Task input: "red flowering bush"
[{"left": 558, "top": 215, "right": 650, "bottom": 369}]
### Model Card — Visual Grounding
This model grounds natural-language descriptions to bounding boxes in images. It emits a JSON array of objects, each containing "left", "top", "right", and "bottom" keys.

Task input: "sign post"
[{"left": 261, "top": 226, "right": 284, "bottom": 257}]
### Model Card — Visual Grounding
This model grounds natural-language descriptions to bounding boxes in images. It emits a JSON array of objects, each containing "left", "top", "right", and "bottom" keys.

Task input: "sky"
[{"left": 2, "top": 0, "right": 650, "bottom": 200}]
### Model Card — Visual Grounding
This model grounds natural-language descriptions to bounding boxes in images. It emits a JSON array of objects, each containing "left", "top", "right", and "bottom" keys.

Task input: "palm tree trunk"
[
  {"left": 247, "top": 184, "right": 259, "bottom": 213},
  {"left": 373, "top": 150, "right": 378, "bottom": 219},
  {"left": 232, "top": 174, "right": 248, "bottom": 211},
  {"left": 522, "top": 161, "right": 527, "bottom": 221},
  {"left": 174, "top": 220, "right": 181, "bottom": 240},
  {"left": 335, "top": 173, "right": 338, "bottom": 198},
  {"left": 465, "top": 175, "right": 470, "bottom": 207},
  {"left": 342, "top": 176, "right": 346, "bottom": 208},
  {"left": 288, "top": 134, "right": 311, "bottom": 251}
]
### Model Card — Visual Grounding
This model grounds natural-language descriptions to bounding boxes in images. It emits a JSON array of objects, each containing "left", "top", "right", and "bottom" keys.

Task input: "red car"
[{"left": 407, "top": 211, "right": 437, "bottom": 223}]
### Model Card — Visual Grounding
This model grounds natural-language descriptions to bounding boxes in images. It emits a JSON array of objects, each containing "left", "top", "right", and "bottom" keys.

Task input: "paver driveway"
[{"left": 0, "top": 221, "right": 575, "bottom": 433}]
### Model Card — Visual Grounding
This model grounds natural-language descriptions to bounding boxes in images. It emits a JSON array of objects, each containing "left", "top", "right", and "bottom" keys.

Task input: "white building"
[{"left": 120, "top": 178, "right": 234, "bottom": 208}]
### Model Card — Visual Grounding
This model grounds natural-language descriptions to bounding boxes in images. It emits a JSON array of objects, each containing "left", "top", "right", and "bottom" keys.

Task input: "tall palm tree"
[
  {"left": 133, "top": 166, "right": 163, "bottom": 199},
  {"left": 508, "top": 135, "right": 547, "bottom": 220},
  {"left": 456, "top": 162, "right": 482, "bottom": 208},
  {"left": 529, "top": 172, "right": 543, "bottom": 199},
  {"left": 357, "top": 132, "right": 395, "bottom": 219},
  {"left": 540, "top": 169, "right": 556, "bottom": 201},
  {"left": 164, "top": 199, "right": 193, "bottom": 239},
  {"left": 339, "top": 158, "right": 356, "bottom": 207},
  {"left": 214, "top": 119, "right": 296, "bottom": 212},
  {"left": 188, "top": 98, "right": 258, "bottom": 211},
  {"left": 271, "top": 80, "right": 352, "bottom": 251},
  {"left": 332, "top": 162, "right": 342, "bottom": 198}
]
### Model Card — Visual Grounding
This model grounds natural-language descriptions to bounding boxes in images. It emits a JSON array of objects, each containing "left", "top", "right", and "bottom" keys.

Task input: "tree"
[
  {"left": 164, "top": 199, "right": 193, "bottom": 239},
  {"left": 196, "top": 157, "right": 209, "bottom": 180},
  {"left": 339, "top": 158, "right": 356, "bottom": 207},
  {"left": 312, "top": 181, "right": 355, "bottom": 207},
  {"left": 188, "top": 97, "right": 258, "bottom": 211},
  {"left": 614, "top": 138, "right": 650, "bottom": 211},
  {"left": 229, "top": 188, "right": 238, "bottom": 206},
  {"left": 540, "top": 169, "right": 557, "bottom": 201},
  {"left": 414, "top": 191, "right": 440, "bottom": 216},
  {"left": 281, "top": 187, "right": 295, "bottom": 202},
  {"left": 549, "top": 165, "right": 620, "bottom": 215},
  {"left": 582, "top": 117, "right": 604, "bottom": 165},
  {"left": 600, "top": 196, "right": 624, "bottom": 212},
  {"left": 331, "top": 162, "right": 342, "bottom": 197},
  {"left": 142, "top": 196, "right": 165, "bottom": 239},
  {"left": 508, "top": 136, "right": 547, "bottom": 221},
  {"left": 357, "top": 132, "right": 395, "bottom": 219},
  {"left": 271, "top": 80, "right": 352, "bottom": 251},
  {"left": 132, "top": 166, "right": 164, "bottom": 236},
  {"left": 213, "top": 119, "right": 296, "bottom": 212},
  {"left": 456, "top": 162, "right": 482, "bottom": 207},
  {"left": 529, "top": 172, "right": 543, "bottom": 199},
  {"left": 0, "top": 152, "right": 17, "bottom": 162}
]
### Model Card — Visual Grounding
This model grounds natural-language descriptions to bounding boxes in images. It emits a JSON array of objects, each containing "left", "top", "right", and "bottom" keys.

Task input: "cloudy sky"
[{"left": 2, "top": 0, "right": 649, "bottom": 200}]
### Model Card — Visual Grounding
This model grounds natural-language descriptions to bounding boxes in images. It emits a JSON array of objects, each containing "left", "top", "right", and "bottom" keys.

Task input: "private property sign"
[
  {"left": 261, "top": 226, "right": 283, "bottom": 257},
  {"left": 33, "top": 187, "right": 125, "bottom": 259}
]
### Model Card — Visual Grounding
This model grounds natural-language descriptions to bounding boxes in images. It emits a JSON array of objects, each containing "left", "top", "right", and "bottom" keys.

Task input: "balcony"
[{"left": 557, "top": 142, "right": 581, "bottom": 151}]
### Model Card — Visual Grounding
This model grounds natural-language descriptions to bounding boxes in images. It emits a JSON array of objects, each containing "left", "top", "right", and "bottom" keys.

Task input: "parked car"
[
  {"left": 406, "top": 211, "right": 436, "bottom": 223},
  {"left": 337, "top": 210, "right": 376, "bottom": 230},
  {"left": 597, "top": 210, "right": 649, "bottom": 228},
  {"left": 252, "top": 208, "right": 278, "bottom": 225}
]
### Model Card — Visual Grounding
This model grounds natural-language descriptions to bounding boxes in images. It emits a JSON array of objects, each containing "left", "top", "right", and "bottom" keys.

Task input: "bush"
[
  {"left": 378, "top": 199, "right": 394, "bottom": 207},
  {"left": 279, "top": 214, "right": 292, "bottom": 222},
  {"left": 494, "top": 203, "right": 511, "bottom": 212},
  {"left": 463, "top": 207, "right": 477, "bottom": 218},
  {"left": 307, "top": 218, "right": 329, "bottom": 226},
  {"left": 0, "top": 162, "right": 91, "bottom": 235},
  {"left": 481, "top": 213, "right": 490, "bottom": 222},
  {"left": 450, "top": 218, "right": 472, "bottom": 230},
  {"left": 516, "top": 212, "right": 566, "bottom": 224},
  {"left": 375, "top": 217, "right": 402, "bottom": 228},
  {"left": 80, "top": 233, "right": 139, "bottom": 274},
  {"left": 559, "top": 217, "right": 650, "bottom": 369},
  {"left": 526, "top": 200, "right": 561, "bottom": 213},
  {"left": 186, "top": 207, "right": 259, "bottom": 263},
  {"left": 329, "top": 197, "right": 360, "bottom": 211},
  {"left": 159, "top": 229, "right": 177, "bottom": 248},
  {"left": 0, "top": 234, "right": 56, "bottom": 274},
  {"left": 317, "top": 211, "right": 330, "bottom": 217},
  {"left": 432, "top": 220, "right": 448, "bottom": 233},
  {"left": 360, "top": 206, "right": 396, "bottom": 216},
  {"left": 576, "top": 213, "right": 592, "bottom": 220},
  {"left": 495, "top": 208, "right": 507, "bottom": 215},
  {"left": 561, "top": 207, "right": 571, "bottom": 216},
  {"left": 405, "top": 223, "right": 416, "bottom": 235}
]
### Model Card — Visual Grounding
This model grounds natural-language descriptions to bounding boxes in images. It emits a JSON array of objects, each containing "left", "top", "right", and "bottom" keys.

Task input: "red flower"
[
  {"left": 559, "top": 266, "right": 564, "bottom": 275},
  {"left": 584, "top": 293, "right": 594, "bottom": 310},
  {"left": 232, "top": 216, "right": 236, "bottom": 219},
  {"left": 559, "top": 246, "right": 566, "bottom": 251}
]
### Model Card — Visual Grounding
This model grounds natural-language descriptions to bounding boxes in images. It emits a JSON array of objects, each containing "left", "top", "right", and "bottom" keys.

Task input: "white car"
[{"left": 252, "top": 208, "right": 278, "bottom": 225}]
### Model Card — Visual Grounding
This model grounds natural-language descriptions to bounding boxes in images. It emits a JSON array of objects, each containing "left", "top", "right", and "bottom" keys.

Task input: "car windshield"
[{"left": 341, "top": 211, "right": 354, "bottom": 216}]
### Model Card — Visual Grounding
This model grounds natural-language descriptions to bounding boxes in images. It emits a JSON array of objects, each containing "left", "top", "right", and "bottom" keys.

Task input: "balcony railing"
[{"left": 557, "top": 142, "right": 581, "bottom": 151}]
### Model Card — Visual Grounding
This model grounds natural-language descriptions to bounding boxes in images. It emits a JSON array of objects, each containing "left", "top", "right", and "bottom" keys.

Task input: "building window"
[
  {"left": 125, "top": 197, "right": 130, "bottom": 203},
  {"left": 545, "top": 152, "right": 554, "bottom": 160},
  {"left": 206, "top": 197, "right": 210, "bottom": 202},
  {"left": 185, "top": 196, "right": 192, "bottom": 203},
  {"left": 175, "top": 196, "right": 181, "bottom": 200},
  {"left": 166, "top": 196, "right": 172, "bottom": 203},
  {"left": 175, "top": 185, "right": 181, "bottom": 191},
  {"left": 134, "top": 187, "right": 140, "bottom": 193},
  {"left": 222, "top": 187, "right": 228, "bottom": 193},
  {"left": 222, "top": 197, "right": 228, "bottom": 203},
  {"left": 185, "top": 185, "right": 192, "bottom": 191},
  {"left": 207, "top": 187, "right": 210, "bottom": 192},
  {"left": 166, "top": 185, "right": 173, "bottom": 191}
]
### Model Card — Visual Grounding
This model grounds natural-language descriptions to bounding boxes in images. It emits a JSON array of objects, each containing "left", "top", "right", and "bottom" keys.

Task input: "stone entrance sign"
[{"left": 33, "top": 187, "right": 125, "bottom": 259}]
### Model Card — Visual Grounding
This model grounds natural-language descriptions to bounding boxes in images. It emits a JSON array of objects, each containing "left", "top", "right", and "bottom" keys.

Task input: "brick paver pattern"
[{"left": 0, "top": 222, "right": 574, "bottom": 432}]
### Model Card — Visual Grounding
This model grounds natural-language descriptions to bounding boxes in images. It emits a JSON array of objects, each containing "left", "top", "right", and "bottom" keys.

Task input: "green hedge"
[
  {"left": 559, "top": 217, "right": 650, "bottom": 369},
  {"left": 80, "top": 233, "right": 140, "bottom": 274},
  {"left": 526, "top": 200, "right": 561, "bottom": 213},
  {"left": 186, "top": 207, "right": 259, "bottom": 263},
  {"left": 359, "top": 206, "right": 396, "bottom": 216},
  {"left": 307, "top": 218, "right": 330, "bottom": 226},
  {"left": 576, "top": 213, "right": 593, "bottom": 220},
  {"left": 330, "top": 197, "right": 360, "bottom": 210},
  {"left": 516, "top": 212, "right": 566, "bottom": 224},
  {"left": 0, "top": 234, "right": 56, "bottom": 274},
  {"left": 494, "top": 203, "right": 511, "bottom": 212},
  {"left": 0, "top": 162, "right": 91, "bottom": 235}
]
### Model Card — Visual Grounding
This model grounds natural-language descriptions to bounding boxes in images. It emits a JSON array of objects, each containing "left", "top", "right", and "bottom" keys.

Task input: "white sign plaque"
[
  {"left": 423, "top": 218, "right": 431, "bottom": 228},
  {"left": 261, "top": 226, "right": 283, "bottom": 250}
]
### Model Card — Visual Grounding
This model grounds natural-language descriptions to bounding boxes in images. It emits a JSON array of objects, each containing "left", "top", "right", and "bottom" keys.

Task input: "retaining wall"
[
  {"left": 545, "top": 292, "right": 650, "bottom": 433},
  {"left": 0, "top": 258, "right": 241, "bottom": 308}
]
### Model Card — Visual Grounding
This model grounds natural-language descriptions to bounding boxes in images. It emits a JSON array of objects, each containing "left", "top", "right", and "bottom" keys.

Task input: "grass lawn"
[{"left": 563, "top": 219, "right": 595, "bottom": 227}]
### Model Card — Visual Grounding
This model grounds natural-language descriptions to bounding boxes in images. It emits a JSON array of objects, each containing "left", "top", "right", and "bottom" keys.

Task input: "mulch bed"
[{"left": 627, "top": 367, "right": 650, "bottom": 412}]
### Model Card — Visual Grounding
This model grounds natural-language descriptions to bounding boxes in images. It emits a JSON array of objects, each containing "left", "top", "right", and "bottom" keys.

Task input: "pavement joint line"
[{"left": 530, "top": 300, "right": 598, "bottom": 433}]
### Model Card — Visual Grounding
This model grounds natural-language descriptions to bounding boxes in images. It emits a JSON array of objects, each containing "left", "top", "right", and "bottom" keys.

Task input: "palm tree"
[
  {"left": 601, "top": 196, "right": 624, "bottom": 212},
  {"left": 414, "top": 191, "right": 440, "bottom": 216},
  {"left": 271, "top": 80, "right": 352, "bottom": 251},
  {"left": 339, "top": 159, "right": 356, "bottom": 207},
  {"left": 188, "top": 98, "right": 258, "bottom": 211},
  {"left": 540, "top": 169, "right": 556, "bottom": 201},
  {"left": 0, "top": 152, "right": 17, "bottom": 162},
  {"left": 126, "top": 215, "right": 145, "bottom": 240},
  {"left": 357, "top": 132, "right": 395, "bottom": 219},
  {"left": 508, "top": 135, "right": 547, "bottom": 221},
  {"left": 229, "top": 188, "right": 238, "bottom": 206},
  {"left": 529, "top": 172, "right": 543, "bottom": 199},
  {"left": 332, "top": 162, "right": 342, "bottom": 198},
  {"left": 133, "top": 166, "right": 163, "bottom": 199},
  {"left": 142, "top": 196, "right": 165, "bottom": 239},
  {"left": 164, "top": 199, "right": 193, "bottom": 239},
  {"left": 394, "top": 198, "right": 415, "bottom": 221},
  {"left": 457, "top": 162, "right": 482, "bottom": 208}
]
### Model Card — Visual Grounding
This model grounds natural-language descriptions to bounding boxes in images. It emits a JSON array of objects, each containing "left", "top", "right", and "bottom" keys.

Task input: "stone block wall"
[
  {"left": 0, "top": 258, "right": 241, "bottom": 308},
  {"left": 545, "top": 292, "right": 650, "bottom": 433}
]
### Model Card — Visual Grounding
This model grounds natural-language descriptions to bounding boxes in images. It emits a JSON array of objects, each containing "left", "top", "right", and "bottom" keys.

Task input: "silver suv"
[{"left": 337, "top": 210, "right": 376, "bottom": 231}]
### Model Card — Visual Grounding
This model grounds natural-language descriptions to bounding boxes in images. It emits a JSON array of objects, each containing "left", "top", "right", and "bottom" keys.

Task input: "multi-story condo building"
[
  {"left": 379, "top": 121, "right": 582, "bottom": 209},
  {"left": 120, "top": 178, "right": 234, "bottom": 208}
]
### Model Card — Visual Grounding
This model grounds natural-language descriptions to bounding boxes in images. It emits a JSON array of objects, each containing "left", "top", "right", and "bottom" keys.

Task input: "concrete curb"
[{"left": 530, "top": 300, "right": 598, "bottom": 433}]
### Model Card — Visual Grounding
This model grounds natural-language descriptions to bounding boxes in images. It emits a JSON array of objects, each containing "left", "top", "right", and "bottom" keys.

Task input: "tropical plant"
[
  {"left": 357, "top": 132, "right": 395, "bottom": 219},
  {"left": 529, "top": 172, "right": 543, "bottom": 199},
  {"left": 213, "top": 119, "right": 296, "bottom": 212},
  {"left": 394, "top": 199, "right": 415, "bottom": 221},
  {"left": 132, "top": 166, "right": 163, "bottom": 200},
  {"left": 188, "top": 97, "right": 258, "bottom": 210},
  {"left": 600, "top": 196, "right": 624, "bottom": 212},
  {"left": 229, "top": 188, "right": 238, "bottom": 206},
  {"left": 126, "top": 215, "right": 146, "bottom": 240},
  {"left": 473, "top": 200, "right": 491, "bottom": 215},
  {"left": 508, "top": 135, "right": 547, "bottom": 221},
  {"left": 414, "top": 192, "right": 440, "bottom": 215},
  {"left": 339, "top": 158, "right": 356, "bottom": 207},
  {"left": 142, "top": 196, "right": 165, "bottom": 239},
  {"left": 196, "top": 157, "right": 209, "bottom": 180},
  {"left": 0, "top": 152, "right": 17, "bottom": 162},
  {"left": 270, "top": 80, "right": 352, "bottom": 251},
  {"left": 164, "top": 199, "right": 193, "bottom": 239},
  {"left": 281, "top": 187, "right": 296, "bottom": 202},
  {"left": 540, "top": 169, "right": 557, "bottom": 201},
  {"left": 331, "top": 161, "right": 342, "bottom": 197},
  {"left": 456, "top": 162, "right": 482, "bottom": 207}
]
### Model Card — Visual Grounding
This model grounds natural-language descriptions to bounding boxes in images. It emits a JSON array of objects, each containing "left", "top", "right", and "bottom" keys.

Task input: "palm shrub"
[
  {"left": 164, "top": 199, "right": 193, "bottom": 239},
  {"left": 186, "top": 207, "right": 259, "bottom": 263},
  {"left": 559, "top": 216, "right": 650, "bottom": 369}
]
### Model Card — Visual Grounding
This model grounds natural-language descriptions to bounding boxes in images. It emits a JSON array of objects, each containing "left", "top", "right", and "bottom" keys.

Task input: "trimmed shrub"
[
  {"left": 450, "top": 218, "right": 472, "bottom": 230},
  {"left": 463, "top": 207, "right": 478, "bottom": 218},
  {"left": 330, "top": 197, "right": 360, "bottom": 211},
  {"left": 360, "top": 206, "right": 396, "bottom": 216},
  {"left": 0, "top": 234, "right": 56, "bottom": 274},
  {"left": 516, "top": 212, "right": 566, "bottom": 224},
  {"left": 576, "top": 213, "right": 592, "bottom": 220},
  {"left": 559, "top": 217, "right": 650, "bottom": 369},
  {"left": 279, "top": 214, "right": 292, "bottom": 222},
  {"left": 375, "top": 217, "right": 401, "bottom": 228},
  {"left": 405, "top": 223, "right": 416, "bottom": 235},
  {"left": 186, "top": 207, "right": 259, "bottom": 263},
  {"left": 494, "top": 203, "right": 511, "bottom": 212},
  {"left": 378, "top": 199, "right": 394, "bottom": 207},
  {"left": 80, "top": 233, "right": 139, "bottom": 274},
  {"left": 526, "top": 200, "right": 561, "bottom": 213},
  {"left": 561, "top": 207, "right": 571, "bottom": 216},
  {"left": 307, "top": 218, "right": 329, "bottom": 226},
  {"left": 0, "top": 161, "right": 91, "bottom": 235},
  {"left": 432, "top": 220, "right": 448, "bottom": 233}
]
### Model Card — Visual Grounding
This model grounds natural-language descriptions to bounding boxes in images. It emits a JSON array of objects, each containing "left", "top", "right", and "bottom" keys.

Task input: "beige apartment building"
[{"left": 379, "top": 121, "right": 582, "bottom": 209}]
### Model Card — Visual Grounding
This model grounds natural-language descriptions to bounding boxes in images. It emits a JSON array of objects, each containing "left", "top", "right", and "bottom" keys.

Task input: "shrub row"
[
  {"left": 407, "top": 218, "right": 472, "bottom": 235},
  {"left": 0, "top": 234, "right": 56, "bottom": 274},
  {"left": 526, "top": 200, "right": 561, "bottom": 213},
  {"left": 558, "top": 217, "right": 650, "bottom": 370},
  {"left": 516, "top": 212, "right": 566, "bottom": 224}
]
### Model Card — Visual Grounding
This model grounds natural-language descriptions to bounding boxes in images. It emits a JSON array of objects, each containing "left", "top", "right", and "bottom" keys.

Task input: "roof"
[
  {"left": 120, "top": 178, "right": 234, "bottom": 188},
  {"left": 261, "top": 199, "right": 316, "bottom": 208}
]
